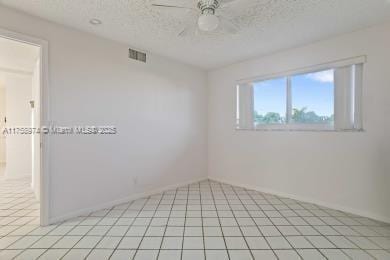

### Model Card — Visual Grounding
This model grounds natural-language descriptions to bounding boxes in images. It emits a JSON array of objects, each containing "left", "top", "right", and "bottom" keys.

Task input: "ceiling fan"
[{"left": 151, "top": 0, "right": 250, "bottom": 36}]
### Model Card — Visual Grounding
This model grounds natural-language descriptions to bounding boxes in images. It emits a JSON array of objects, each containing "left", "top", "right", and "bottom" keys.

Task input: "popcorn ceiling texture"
[{"left": 0, "top": 0, "right": 390, "bottom": 68}]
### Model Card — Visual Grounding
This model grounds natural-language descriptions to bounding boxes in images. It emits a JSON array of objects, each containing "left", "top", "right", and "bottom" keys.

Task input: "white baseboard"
[
  {"left": 49, "top": 177, "right": 208, "bottom": 225},
  {"left": 4, "top": 174, "right": 31, "bottom": 180},
  {"left": 209, "top": 176, "right": 390, "bottom": 224}
]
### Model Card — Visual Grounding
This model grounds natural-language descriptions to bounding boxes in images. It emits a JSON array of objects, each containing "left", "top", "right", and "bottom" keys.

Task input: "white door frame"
[{"left": 0, "top": 28, "right": 50, "bottom": 226}]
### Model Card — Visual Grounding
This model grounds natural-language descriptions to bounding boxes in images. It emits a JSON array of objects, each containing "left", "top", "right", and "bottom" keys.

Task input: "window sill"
[{"left": 236, "top": 126, "right": 364, "bottom": 132}]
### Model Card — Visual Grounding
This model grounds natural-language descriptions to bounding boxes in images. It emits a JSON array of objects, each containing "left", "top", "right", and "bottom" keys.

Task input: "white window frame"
[{"left": 236, "top": 56, "right": 366, "bottom": 132}]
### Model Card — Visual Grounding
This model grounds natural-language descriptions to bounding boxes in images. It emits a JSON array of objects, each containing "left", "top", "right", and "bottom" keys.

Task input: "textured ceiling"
[{"left": 1, "top": 0, "right": 390, "bottom": 69}]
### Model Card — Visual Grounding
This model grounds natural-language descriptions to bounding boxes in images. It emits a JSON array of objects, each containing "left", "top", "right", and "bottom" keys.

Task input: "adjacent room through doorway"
[{"left": 0, "top": 35, "right": 41, "bottom": 223}]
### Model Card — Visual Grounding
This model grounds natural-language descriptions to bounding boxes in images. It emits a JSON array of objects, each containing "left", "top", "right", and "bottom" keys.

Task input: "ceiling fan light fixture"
[
  {"left": 89, "top": 18, "right": 102, "bottom": 25},
  {"left": 198, "top": 13, "right": 219, "bottom": 32}
]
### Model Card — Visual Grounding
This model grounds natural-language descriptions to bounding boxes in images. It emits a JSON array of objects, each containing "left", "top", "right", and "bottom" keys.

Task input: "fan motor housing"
[{"left": 198, "top": 0, "right": 220, "bottom": 14}]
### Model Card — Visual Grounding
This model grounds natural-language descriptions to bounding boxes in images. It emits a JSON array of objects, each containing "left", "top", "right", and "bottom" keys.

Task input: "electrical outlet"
[{"left": 133, "top": 176, "right": 138, "bottom": 185}]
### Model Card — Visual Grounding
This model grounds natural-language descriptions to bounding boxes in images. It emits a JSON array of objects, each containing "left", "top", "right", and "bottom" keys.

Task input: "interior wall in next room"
[{"left": 3, "top": 72, "right": 33, "bottom": 179}]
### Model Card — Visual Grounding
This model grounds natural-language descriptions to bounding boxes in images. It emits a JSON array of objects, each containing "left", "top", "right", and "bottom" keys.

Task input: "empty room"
[{"left": 0, "top": 0, "right": 389, "bottom": 259}]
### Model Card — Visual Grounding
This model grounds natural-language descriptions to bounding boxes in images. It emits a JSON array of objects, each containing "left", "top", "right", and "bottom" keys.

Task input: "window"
[
  {"left": 236, "top": 57, "right": 364, "bottom": 131},
  {"left": 254, "top": 78, "right": 287, "bottom": 125},
  {"left": 290, "top": 70, "right": 334, "bottom": 125}
]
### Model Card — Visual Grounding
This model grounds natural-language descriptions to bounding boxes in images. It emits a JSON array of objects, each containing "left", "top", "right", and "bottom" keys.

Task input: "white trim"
[
  {"left": 254, "top": 123, "right": 334, "bottom": 131},
  {"left": 237, "top": 128, "right": 364, "bottom": 133},
  {"left": 353, "top": 64, "right": 364, "bottom": 130},
  {"left": 0, "top": 67, "right": 32, "bottom": 75},
  {"left": 286, "top": 77, "right": 292, "bottom": 123},
  {"left": 209, "top": 177, "right": 390, "bottom": 224},
  {"left": 4, "top": 174, "right": 31, "bottom": 180},
  {"left": 237, "top": 55, "right": 366, "bottom": 85},
  {"left": 0, "top": 28, "right": 50, "bottom": 226},
  {"left": 49, "top": 177, "right": 208, "bottom": 224}
]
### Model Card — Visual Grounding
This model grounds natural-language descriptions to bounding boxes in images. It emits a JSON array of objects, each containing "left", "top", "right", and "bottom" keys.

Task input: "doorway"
[{"left": 0, "top": 29, "right": 49, "bottom": 226}]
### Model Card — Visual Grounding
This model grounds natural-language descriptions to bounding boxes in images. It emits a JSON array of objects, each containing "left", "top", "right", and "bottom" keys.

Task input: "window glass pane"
[
  {"left": 253, "top": 78, "right": 286, "bottom": 125},
  {"left": 291, "top": 70, "right": 334, "bottom": 124}
]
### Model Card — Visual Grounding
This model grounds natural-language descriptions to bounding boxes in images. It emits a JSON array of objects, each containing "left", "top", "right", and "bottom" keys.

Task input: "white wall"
[
  {"left": 4, "top": 72, "right": 33, "bottom": 179},
  {"left": 0, "top": 6, "right": 208, "bottom": 223},
  {"left": 208, "top": 22, "right": 390, "bottom": 222}
]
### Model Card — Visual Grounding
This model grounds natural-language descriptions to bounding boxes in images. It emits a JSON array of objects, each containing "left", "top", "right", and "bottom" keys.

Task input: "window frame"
[{"left": 236, "top": 56, "right": 366, "bottom": 132}]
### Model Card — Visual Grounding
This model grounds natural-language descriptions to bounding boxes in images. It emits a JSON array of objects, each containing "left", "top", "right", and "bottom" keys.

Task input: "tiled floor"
[{"left": 0, "top": 179, "right": 389, "bottom": 259}]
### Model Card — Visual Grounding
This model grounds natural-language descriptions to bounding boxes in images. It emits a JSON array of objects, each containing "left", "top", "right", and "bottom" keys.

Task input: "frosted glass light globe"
[{"left": 198, "top": 14, "right": 219, "bottom": 32}]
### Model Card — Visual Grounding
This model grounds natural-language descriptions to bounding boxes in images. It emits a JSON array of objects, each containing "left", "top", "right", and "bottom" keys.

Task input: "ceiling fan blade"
[
  {"left": 219, "top": 0, "right": 243, "bottom": 7},
  {"left": 178, "top": 22, "right": 199, "bottom": 37},
  {"left": 151, "top": 4, "right": 196, "bottom": 10},
  {"left": 220, "top": 0, "right": 239, "bottom": 4},
  {"left": 218, "top": 15, "right": 239, "bottom": 34},
  {"left": 220, "top": 0, "right": 271, "bottom": 10}
]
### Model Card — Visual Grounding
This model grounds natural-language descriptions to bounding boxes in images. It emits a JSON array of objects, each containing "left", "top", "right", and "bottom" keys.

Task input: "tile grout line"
[
  {"left": 105, "top": 199, "right": 137, "bottom": 259},
  {"left": 131, "top": 190, "right": 164, "bottom": 259},
  {"left": 156, "top": 186, "right": 178, "bottom": 259},
  {"left": 57, "top": 204, "right": 115, "bottom": 259},
  {"left": 209, "top": 181, "right": 232, "bottom": 260},
  {"left": 199, "top": 181, "right": 206, "bottom": 260},
  {"left": 180, "top": 183, "right": 190, "bottom": 260},
  {"left": 220, "top": 181, "right": 278, "bottom": 259}
]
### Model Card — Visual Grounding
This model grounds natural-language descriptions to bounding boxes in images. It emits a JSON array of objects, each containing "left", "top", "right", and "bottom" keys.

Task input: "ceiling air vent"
[{"left": 129, "top": 48, "right": 146, "bottom": 63}]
